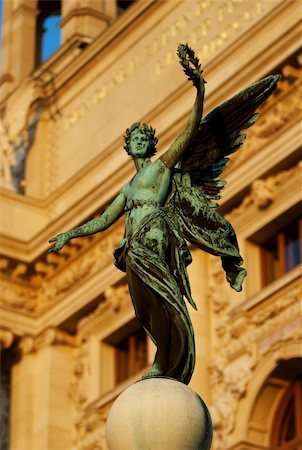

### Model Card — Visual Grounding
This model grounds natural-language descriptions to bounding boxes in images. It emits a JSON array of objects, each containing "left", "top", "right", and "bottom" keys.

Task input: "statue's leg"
[
  {"left": 125, "top": 216, "right": 195, "bottom": 383},
  {"left": 126, "top": 262, "right": 194, "bottom": 383},
  {"left": 126, "top": 265, "right": 171, "bottom": 377}
]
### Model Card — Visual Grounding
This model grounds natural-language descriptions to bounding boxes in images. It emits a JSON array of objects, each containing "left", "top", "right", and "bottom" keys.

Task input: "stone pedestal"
[{"left": 106, "top": 377, "right": 212, "bottom": 450}]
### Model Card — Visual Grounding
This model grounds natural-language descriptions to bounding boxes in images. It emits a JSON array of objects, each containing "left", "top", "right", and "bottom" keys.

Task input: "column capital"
[
  {"left": 19, "top": 327, "right": 76, "bottom": 355},
  {"left": 0, "top": 328, "right": 14, "bottom": 349}
]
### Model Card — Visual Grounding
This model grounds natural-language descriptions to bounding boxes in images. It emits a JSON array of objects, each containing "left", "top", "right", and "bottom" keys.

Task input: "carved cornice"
[
  {"left": 1, "top": 280, "right": 37, "bottom": 312},
  {"left": 0, "top": 222, "right": 123, "bottom": 315}
]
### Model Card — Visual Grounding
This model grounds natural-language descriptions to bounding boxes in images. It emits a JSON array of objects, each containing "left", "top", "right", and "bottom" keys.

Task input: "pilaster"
[
  {"left": 60, "top": 0, "right": 115, "bottom": 45},
  {"left": 10, "top": 328, "right": 75, "bottom": 450},
  {"left": 0, "top": 0, "right": 37, "bottom": 93}
]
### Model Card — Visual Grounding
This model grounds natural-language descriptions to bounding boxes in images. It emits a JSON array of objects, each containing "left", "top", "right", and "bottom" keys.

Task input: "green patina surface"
[{"left": 49, "top": 44, "right": 280, "bottom": 384}]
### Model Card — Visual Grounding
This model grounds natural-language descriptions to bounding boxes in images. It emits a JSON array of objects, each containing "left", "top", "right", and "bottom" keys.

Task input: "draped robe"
[{"left": 113, "top": 172, "right": 246, "bottom": 385}]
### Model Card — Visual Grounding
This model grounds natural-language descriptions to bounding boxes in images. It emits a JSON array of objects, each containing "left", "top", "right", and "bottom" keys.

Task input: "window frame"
[
  {"left": 260, "top": 217, "right": 302, "bottom": 287},
  {"left": 271, "top": 380, "right": 302, "bottom": 449}
]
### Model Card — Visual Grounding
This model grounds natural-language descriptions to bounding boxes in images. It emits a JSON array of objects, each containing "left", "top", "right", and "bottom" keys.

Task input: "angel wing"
[
  {"left": 181, "top": 74, "right": 281, "bottom": 206},
  {"left": 165, "top": 72, "right": 280, "bottom": 292}
]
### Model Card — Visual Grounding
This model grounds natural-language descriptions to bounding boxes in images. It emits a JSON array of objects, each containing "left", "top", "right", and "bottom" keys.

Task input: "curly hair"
[{"left": 123, "top": 122, "right": 158, "bottom": 157}]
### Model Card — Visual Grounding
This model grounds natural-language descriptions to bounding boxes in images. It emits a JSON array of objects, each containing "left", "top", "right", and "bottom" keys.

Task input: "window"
[
  {"left": 36, "top": 0, "right": 61, "bottom": 65},
  {"left": 260, "top": 217, "right": 302, "bottom": 286},
  {"left": 271, "top": 380, "right": 302, "bottom": 449},
  {"left": 114, "top": 327, "right": 148, "bottom": 384}
]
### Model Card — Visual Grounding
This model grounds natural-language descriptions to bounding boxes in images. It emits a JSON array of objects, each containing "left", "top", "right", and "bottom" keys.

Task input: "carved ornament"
[
  {"left": 1, "top": 281, "right": 37, "bottom": 312},
  {"left": 68, "top": 339, "right": 109, "bottom": 450},
  {"left": 19, "top": 327, "right": 76, "bottom": 355},
  {"left": 227, "top": 161, "right": 301, "bottom": 220},
  {"left": 72, "top": 407, "right": 106, "bottom": 450},
  {"left": 0, "top": 224, "right": 124, "bottom": 315},
  {"left": 208, "top": 276, "right": 301, "bottom": 449}
]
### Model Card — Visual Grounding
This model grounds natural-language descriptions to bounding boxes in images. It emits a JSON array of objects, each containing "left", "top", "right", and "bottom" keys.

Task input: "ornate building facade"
[{"left": 0, "top": 1, "right": 301, "bottom": 449}]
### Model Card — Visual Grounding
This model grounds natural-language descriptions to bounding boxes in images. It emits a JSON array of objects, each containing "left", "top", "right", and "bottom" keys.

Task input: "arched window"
[
  {"left": 36, "top": 0, "right": 61, "bottom": 66},
  {"left": 271, "top": 379, "right": 302, "bottom": 449}
]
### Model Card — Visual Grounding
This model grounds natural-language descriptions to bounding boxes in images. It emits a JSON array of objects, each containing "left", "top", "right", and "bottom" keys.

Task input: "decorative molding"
[
  {"left": 0, "top": 118, "right": 14, "bottom": 190},
  {"left": 251, "top": 286, "right": 301, "bottom": 326},
  {"left": 234, "top": 265, "right": 302, "bottom": 314},
  {"left": 0, "top": 223, "right": 124, "bottom": 315},
  {"left": 1, "top": 281, "right": 38, "bottom": 312},
  {"left": 18, "top": 327, "right": 76, "bottom": 355},
  {"left": 69, "top": 339, "right": 109, "bottom": 450},
  {"left": 209, "top": 352, "right": 255, "bottom": 450},
  {"left": 208, "top": 270, "right": 301, "bottom": 449},
  {"left": 46, "top": 120, "right": 60, "bottom": 193},
  {"left": 226, "top": 161, "right": 301, "bottom": 220},
  {"left": 0, "top": 96, "right": 44, "bottom": 193},
  {"left": 69, "top": 343, "right": 88, "bottom": 410},
  {"left": 72, "top": 407, "right": 107, "bottom": 450},
  {"left": 257, "top": 315, "right": 302, "bottom": 357}
]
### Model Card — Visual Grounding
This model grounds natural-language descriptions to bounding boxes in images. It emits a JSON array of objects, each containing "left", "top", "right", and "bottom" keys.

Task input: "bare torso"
[
  {"left": 123, "top": 159, "right": 171, "bottom": 257},
  {"left": 124, "top": 159, "right": 171, "bottom": 229}
]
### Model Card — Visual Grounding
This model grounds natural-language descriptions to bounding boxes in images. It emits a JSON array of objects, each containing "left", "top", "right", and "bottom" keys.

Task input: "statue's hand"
[
  {"left": 48, "top": 232, "right": 70, "bottom": 253},
  {"left": 177, "top": 43, "right": 206, "bottom": 89}
]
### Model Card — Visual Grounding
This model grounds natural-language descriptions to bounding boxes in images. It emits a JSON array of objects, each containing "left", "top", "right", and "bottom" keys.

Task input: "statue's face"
[{"left": 129, "top": 130, "right": 151, "bottom": 157}]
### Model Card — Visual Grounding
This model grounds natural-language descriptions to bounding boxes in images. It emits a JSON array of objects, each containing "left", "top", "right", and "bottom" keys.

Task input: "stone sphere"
[{"left": 106, "top": 377, "right": 212, "bottom": 450}]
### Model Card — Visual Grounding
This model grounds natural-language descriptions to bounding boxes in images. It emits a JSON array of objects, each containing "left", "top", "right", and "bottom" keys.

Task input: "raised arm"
[
  {"left": 160, "top": 44, "right": 205, "bottom": 169},
  {"left": 48, "top": 191, "right": 126, "bottom": 252}
]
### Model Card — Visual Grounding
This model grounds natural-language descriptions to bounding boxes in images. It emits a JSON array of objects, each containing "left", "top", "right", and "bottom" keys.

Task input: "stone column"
[
  {"left": 10, "top": 328, "right": 75, "bottom": 450},
  {"left": 0, "top": 0, "right": 37, "bottom": 92},
  {"left": 60, "top": 0, "right": 116, "bottom": 45}
]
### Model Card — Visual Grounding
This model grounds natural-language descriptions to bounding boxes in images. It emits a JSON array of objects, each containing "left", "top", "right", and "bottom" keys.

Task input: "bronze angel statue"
[{"left": 49, "top": 44, "right": 280, "bottom": 385}]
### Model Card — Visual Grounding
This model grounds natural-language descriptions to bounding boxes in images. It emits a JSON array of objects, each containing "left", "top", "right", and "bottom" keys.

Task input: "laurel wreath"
[{"left": 177, "top": 44, "right": 205, "bottom": 88}]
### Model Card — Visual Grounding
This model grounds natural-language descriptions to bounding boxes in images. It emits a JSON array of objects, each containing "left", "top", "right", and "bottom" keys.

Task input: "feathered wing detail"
[
  {"left": 182, "top": 74, "right": 281, "bottom": 205},
  {"left": 165, "top": 73, "right": 280, "bottom": 292}
]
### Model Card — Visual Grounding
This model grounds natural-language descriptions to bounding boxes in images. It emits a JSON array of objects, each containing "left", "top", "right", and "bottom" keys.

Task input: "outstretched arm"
[
  {"left": 160, "top": 44, "right": 205, "bottom": 169},
  {"left": 49, "top": 191, "right": 126, "bottom": 252}
]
